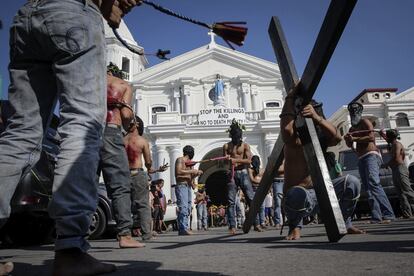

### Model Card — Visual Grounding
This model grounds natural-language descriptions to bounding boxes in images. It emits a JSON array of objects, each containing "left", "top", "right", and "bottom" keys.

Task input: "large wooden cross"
[{"left": 243, "top": 0, "right": 357, "bottom": 242}]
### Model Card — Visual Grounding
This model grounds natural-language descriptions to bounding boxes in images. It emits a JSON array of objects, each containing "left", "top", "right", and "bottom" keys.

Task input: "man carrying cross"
[{"left": 281, "top": 89, "right": 365, "bottom": 240}]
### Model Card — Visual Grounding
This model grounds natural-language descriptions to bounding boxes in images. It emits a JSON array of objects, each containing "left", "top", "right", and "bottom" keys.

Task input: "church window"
[
  {"left": 152, "top": 106, "right": 167, "bottom": 113},
  {"left": 265, "top": 101, "right": 280, "bottom": 108},
  {"left": 122, "top": 57, "right": 130, "bottom": 80},
  {"left": 151, "top": 105, "right": 167, "bottom": 124},
  {"left": 396, "top": 113, "right": 410, "bottom": 127}
]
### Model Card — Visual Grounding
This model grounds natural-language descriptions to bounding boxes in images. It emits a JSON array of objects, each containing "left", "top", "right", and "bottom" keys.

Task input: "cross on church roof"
[{"left": 208, "top": 30, "right": 216, "bottom": 48}]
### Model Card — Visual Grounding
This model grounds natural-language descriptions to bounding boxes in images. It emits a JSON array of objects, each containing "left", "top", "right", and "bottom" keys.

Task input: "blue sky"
[{"left": 1, "top": 0, "right": 413, "bottom": 116}]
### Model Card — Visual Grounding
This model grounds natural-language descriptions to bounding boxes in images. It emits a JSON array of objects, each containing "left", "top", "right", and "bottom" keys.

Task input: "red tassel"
[{"left": 212, "top": 22, "right": 248, "bottom": 50}]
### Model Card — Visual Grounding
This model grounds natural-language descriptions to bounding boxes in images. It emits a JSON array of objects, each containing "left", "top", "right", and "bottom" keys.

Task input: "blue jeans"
[
  {"left": 0, "top": 0, "right": 106, "bottom": 252},
  {"left": 227, "top": 169, "right": 254, "bottom": 229},
  {"left": 358, "top": 153, "right": 395, "bottom": 221},
  {"left": 175, "top": 183, "right": 192, "bottom": 232},
  {"left": 285, "top": 174, "right": 361, "bottom": 231},
  {"left": 235, "top": 193, "right": 245, "bottom": 227},
  {"left": 99, "top": 126, "right": 133, "bottom": 236},
  {"left": 272, "top": 179, "right": 284, "bottom": 225},
  {"left": 252, "top": 185, "right": 265, "bottom": 226},
  {"left": 196, "top": 203, "right": 208, "bottom": 229}
]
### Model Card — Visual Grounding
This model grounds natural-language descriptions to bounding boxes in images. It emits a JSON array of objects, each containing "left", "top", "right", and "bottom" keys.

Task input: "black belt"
[{"left": 273, "top": 178, "right": 284, "bottom": 182}]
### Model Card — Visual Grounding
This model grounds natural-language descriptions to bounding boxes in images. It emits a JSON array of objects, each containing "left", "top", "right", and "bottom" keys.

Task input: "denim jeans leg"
[
  {"left": 359, "top": 156, "right": 381, "bottom": 221},
  {"left": 259, "top": 201, "right": 266, "bottom": 225},
  {"left": 197, "top": 204, "right": 202, "bottom": 230},
  {"left": 359, "top": 154, "right": 395, "bottom": 221},
  {"left": 175, "top": 184, "right": 189, "bottom": 232},
  {"left": 187, "top": 186, "right": 192, "bottom": 228},
  {"left": 226, "top": 181, "right": 237, "bottom": 229},
  {"left": 0, "top": 13, "right": 56, "bottom": 226},
  {"left": 100, "top": 128, "right": 133, "bottom": 236},
  {"left": 25, "top": 0, "right": 107, "bottom": 251},
  {"left": 239, "top": 169, "right": 254, "bottom": 205},
  {"left": 131, "top": 171, "right": 152, "bottom": 239},
  {"left": 202, "top": 204, "right": 208, "bottom": 228},
  {"left": 333, "top": 175, "right": 361, "bottom": 228},
  {"left": 284, "top": 186, "right": 316, "bottom": 231},
  {"left": 272, "top": 181, "right": 284, "bottom": 225}
]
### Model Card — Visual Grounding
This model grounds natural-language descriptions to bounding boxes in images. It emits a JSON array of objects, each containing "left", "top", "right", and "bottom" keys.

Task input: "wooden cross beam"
[{"left": 243, "top": 0, "right": 357, "bottom": 242}]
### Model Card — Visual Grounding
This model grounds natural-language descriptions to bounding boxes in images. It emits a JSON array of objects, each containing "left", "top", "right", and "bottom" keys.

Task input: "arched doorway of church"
[
  {"left": 198, "top": 148, "right": 230, "bottom": 206},
  {"left": 205, "top": 170, "right": 228, "bottom": 206}
]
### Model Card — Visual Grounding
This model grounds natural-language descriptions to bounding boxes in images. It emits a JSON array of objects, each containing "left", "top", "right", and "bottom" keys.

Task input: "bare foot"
[
  {"left": 347, "top": 226, "right": 366, "bottom": 234},
  {"left": 53, "top": 249, "right": 116, "bottom": 276},
  {"left": 254, "top": 225, "right": 263, "bottom": 232},
  {"left": 119, "top": 235, "right": 146, "bottom": 248},
  {"left": 0, "top": 262, "right": 13, "bottom": 275},
  {"left": 285, "top": 228, "right": 301, "bottom": 240}
]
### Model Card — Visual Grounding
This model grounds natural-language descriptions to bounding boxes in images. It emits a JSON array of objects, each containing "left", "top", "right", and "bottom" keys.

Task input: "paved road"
[{"left": 1, "top": 219, "right": 414, "bottom": 275}]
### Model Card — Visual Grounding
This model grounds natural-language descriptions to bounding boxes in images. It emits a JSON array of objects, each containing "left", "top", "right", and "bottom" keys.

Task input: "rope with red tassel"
[
  {"left": 113, "top": 1, "right": 247, "bottom": 57},
  {"left": 141, "top": 0, "right": 248, "bottom": 50}
]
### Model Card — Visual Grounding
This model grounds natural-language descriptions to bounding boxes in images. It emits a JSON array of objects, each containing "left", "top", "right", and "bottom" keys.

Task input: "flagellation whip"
[
  {"left": 346, "top": 129, "right": 388, "bottom": 140},
  {"left": 112, "top": 0, "right": 248, "bottom": 59},
  {"left": 185, "top": 156, "right": 237, "bottom": 181}
]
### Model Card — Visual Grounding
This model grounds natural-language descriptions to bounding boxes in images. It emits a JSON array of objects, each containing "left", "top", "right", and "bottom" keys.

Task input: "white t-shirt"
[{"left": 264, "top": 193, "right": 273, "bottom": 208}]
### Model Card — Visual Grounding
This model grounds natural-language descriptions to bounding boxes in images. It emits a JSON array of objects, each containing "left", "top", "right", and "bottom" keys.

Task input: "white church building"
[
  {"left": 104, "top": 22, "right": 414, "bottom": 206},
  {"left": 329, "top": 87, "right": 414, "bottom": 165},
  {"left": 104, "top": 22, "right": 285, "bottom": 204}
]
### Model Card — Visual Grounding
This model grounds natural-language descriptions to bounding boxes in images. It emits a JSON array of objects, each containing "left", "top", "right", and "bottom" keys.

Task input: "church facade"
[
  {"left": 104, "top": 22, "right": 285, "bottom": 204},
  {"left": 329, "top": 87, "right": 414, "bottom": 165}
]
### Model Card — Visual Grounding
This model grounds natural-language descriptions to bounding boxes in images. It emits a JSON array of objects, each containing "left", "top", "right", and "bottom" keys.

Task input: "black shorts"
[{"left": 153, "top": 206, "right": 164, "bottom": 220}]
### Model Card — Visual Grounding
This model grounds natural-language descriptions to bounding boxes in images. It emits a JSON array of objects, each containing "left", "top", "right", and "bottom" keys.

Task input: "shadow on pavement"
[
  {"left": 265, "top": 239, "right": 414, "bottom": 253},
  {"left": 109, "top": 260, "right": 228, "bottom": 275},
  {"left": 10, "top": 260, "right": 228, "bottom": 276}
]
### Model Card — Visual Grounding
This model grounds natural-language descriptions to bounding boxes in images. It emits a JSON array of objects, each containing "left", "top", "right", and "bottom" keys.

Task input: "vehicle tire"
[
  {"left": 88, "top": 205, "right": 107, "bottom": 240},
  {"left": 1, "top": 215, "right": 55, "bottom": 246}
]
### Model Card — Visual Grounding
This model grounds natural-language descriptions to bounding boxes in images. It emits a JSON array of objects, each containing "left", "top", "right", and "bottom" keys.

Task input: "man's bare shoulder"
[
  {"left": 223, "top": 142, "right": 231, "bottom": 152},
  {"left": 242, "top": 142, "right": 250, "bottom": 149},
  {"left": 395, "top": 141, "right": 404, "bottom": 150},
  {"left": 360, "top": 118, "right": 373, "bottom": 128},
  {"left": 108, "top": 75, "right": 129, "bottom": 88}
]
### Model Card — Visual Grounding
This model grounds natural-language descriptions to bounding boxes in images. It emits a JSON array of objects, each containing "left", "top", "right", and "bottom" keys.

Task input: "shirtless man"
[
  {"left": 124, "top": 116, "right": 167, "bottom": 240},
  {"left": 98, "top": 64, "right": 144, "bottom": 248},
  {"left": 223, "top": 119, "right": 254, "bottom": 235},
  {"left": 175, "top": 145, "right": 203, "bottom": 235},
  {"left": 248, "top": 155, "right": 266, "bottom": 231},
  {"left": 344, "top": 102, "right": 395, "bottom": 223},
  {"left": 195, "top": 186, "right": 208, "bottom": 231},
  {"left": 385, "top": 129, "right": 414, "bottom": 218},
  {"left": 281, "top": 89, "right": 364, "bottom": 240}
]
